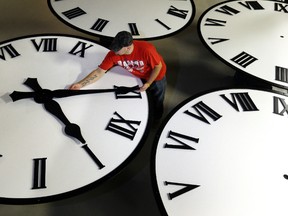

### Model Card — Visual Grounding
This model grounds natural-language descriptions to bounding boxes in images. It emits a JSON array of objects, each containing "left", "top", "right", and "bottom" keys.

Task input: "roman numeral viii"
[
  {"left": 31, "top": 38, "right": 58, "bottom": 52},
  {"left": 220, "top": 92, "right": 259, "bottom": 112}
]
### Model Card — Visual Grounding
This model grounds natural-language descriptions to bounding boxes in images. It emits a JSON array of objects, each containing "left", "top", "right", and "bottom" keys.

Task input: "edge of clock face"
[
  {"left": 151, "top": 87, "right": 288, "bottom": 216},
  {"left": 0, "top": 34, "right": 151, "bottom": 204},
  {"left": 47, "top": 0, "right": 195, "bottom": 40},
  {"left": 198, "top": 0, "right": 288, "bottom": 89}
]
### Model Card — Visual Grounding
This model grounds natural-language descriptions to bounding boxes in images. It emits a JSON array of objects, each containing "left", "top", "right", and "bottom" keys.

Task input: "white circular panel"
[
  {"left": 199, "top": 0, "right": 288, "bottom": 88},
  {"left": 0, "top": 34, "right": 150, "bottom": 204},
  {"left": 152, "top": 88, "right": 288, "bottom": 216},
  {"left": 48, "top": 0, "right": 195, "bottom": 39}
]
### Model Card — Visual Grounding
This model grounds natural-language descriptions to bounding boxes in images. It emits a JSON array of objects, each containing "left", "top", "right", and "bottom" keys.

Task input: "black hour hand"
[{"left": 44, "top": 99, "right": 86, "bottom": 144}]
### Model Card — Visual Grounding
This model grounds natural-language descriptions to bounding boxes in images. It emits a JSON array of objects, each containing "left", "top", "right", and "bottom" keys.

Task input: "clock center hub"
[{"left": 34, "top": 89, "right": 53, "bottom": 104}]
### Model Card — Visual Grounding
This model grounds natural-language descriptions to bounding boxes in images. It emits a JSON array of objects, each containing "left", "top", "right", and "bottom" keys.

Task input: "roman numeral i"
[{"left": 32, "top": 158, "right": 47, "bottom": 190}]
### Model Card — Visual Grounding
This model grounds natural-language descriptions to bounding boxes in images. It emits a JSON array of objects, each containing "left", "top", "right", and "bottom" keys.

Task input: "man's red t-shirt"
[{"left": 99, "top": 41, "right": 166, "bottom": 81}]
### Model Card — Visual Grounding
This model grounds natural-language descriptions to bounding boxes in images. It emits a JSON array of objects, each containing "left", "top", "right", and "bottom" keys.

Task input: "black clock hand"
[
  {"left": 11, "top": 78, "right": 86, "bottom": 143},
  {"left": 10, "top": 78, "right": 140, "bottom": 102},
  {"left": 11, "top": 78, "right": 104, "bottom": 169},
  {"left": 43, "top": 99, "right": 86, "bottom": 144}
]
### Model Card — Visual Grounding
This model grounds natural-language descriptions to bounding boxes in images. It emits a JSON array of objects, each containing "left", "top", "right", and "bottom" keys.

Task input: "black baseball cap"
[{"left": 110, "top": 31, "right": 133, "bottom": 52}]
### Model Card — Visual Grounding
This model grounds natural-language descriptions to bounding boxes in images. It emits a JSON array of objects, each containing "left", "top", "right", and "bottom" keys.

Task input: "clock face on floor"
[
  {"left": 152, "top": 88, "right": 288, "bottom": 216},
  {"left": 47, "top": 0, "right": 195, "bottom": 39},
  {"left": 0, "top": 34, "right": 150, "bottom": 204},
  {"left": 198, "top": 0, "right": 288, "bottom": 88}
]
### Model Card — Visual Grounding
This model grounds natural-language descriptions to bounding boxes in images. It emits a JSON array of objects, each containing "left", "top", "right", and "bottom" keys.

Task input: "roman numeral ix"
[
  {"left": 273, "top": 96, "right": 288, "bottom": 116},
  {"left": 69, "top": 41, "right": 94, "bottom": 58}
]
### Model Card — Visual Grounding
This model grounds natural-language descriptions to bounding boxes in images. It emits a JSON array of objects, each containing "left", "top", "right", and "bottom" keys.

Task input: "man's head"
[{"left": 110, "top": 31, "right": 133, "bottom": 55}]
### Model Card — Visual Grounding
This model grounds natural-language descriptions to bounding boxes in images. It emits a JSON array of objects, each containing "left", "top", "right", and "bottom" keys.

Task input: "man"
[{"left": 69, "top": 31, "right": 167, "bottom": 118}]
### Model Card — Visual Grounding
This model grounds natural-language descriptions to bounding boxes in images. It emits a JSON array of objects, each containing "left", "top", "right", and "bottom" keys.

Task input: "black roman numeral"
[
  {"left": 106, "top": 112, "right": 141, "bottom": 140},
  {"left": 114, "top": 85, "right": 142, "bottom": 99},
  {"left": 204, "top": 18, "right": 227, "bottom": 26},
  {"left": 184, "top": 101, "right": 222, "bottom": 124},
  {"left": 81, "top": 144, "right": 105, "bottom": 169},
  {"left": 164, "top": 181, "right": 200, "bottom": 200},
  {"left": 128, "top": 23, "right": 140, "bottom": 36},
  {"left": 32, "top": 158, "right": 47, "bottom": 189},
  {"left": 215, "top": 5, "right": 240, "bottom": 15},
  {"left": 220, "top": 92, "right": 259, "bottom": 112},
  {"left": 167, "top": 5, "right": 189, "bottom": 19},
  {"left": 31, "top": 38, "right": 58, "bottom": 52},
  {"left": 275, "top": 3, "right": 288, "bottom": 13},
  {"left": 207, "top": 37, "right": 229, "bottom": 45},
  {"left": 69, "top": 41, "right": 93, "bottom": 58},
  {"left": 275, "top": 66, "right": 288, "bottom": 83},
  {"left": 238, "top": 1, "right": 264, "bottom": 10},
  {"left": 155, "top": 19, "right": 171, "bottom": 30},
  {"left": 231, "top": 51, "right": 258, "bottom": 68},
  {"left": 91, "top": 18, "right": 109, "bottom": 32},
  {"left": 62, "top": 7, "right": 87, "bottom": 19},
  {"left": 273, "top": 96, "right": 288, "bottom": 116},
  {"left": 164, "top": 130, "right": 199, "bottom": 150},
  {"left": 0, "top": 44, "right": 21, "bottom": 60}
]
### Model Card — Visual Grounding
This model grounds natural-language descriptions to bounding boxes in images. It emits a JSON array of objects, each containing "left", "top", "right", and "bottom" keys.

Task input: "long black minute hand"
[{"left": 10, "top": 78, "right": 140, "bottom": 102}]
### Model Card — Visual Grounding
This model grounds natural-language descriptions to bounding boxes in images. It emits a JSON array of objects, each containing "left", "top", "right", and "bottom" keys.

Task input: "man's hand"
[
  {"left": 69, "top": 83, "right": 82, "bottom": 90},
  {"left": 139, "top": 83, "right": 150, "bottom": 92}
]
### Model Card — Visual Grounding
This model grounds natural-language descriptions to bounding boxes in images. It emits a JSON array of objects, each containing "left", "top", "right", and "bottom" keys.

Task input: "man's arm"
[
  {"left": 69, "top": 67, "right": 107, "bottom": 90},
  {"left": 140, "top": 62, "right": 162, "bottom": 92}
]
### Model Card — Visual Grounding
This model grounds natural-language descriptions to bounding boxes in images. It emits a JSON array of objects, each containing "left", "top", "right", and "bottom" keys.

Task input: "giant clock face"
[
  {"left": 198, "top": 0, "right": 288, "bottom": 88},
  {"left": 47, "top": 0, "right": 195, "bottom": 39},
  {"left": 152, "top": 88, "right": 288, "bottom": 216},
  {"left": 0, "top": 34, "right": 150, "bottom": 204}
]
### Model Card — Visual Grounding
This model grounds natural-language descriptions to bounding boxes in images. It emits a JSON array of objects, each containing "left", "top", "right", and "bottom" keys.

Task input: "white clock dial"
[
  {"left": 48, "top": 0, "right": 195, "bottom": 39},
  {"left": 152, "top": 88, "right": 288, "bottom": 216},
  {"left": 198, "top": 0, "right": 288, "bottom": 88},
  {"left": 0, "top": 34, "right": 150, "bottom": 204}
]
